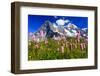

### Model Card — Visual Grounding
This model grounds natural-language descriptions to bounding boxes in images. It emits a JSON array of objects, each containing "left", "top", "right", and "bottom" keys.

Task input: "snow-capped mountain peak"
[
  {"left": 29, "top": 19, "right": 88, "bottom": 42},
  {"left": 66, "top": 23, "right": 78, "bottom": 29}
]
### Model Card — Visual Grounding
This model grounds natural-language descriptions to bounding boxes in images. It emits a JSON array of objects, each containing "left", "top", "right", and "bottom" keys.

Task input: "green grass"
[{"left": 28, "top": 37, "right": 88, "bottom": 60}]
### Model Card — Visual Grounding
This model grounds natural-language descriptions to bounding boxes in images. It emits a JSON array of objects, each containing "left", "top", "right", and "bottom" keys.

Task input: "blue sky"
[{"left": 28, "top": 15, "right": 88, "bottom": 33}]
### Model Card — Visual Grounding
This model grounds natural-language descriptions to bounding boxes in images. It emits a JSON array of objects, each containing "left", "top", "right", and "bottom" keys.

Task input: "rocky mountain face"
[
  {"left": 37, "top": 21, "right": 87, "bottom": 36},
  {"left": 29, "top": 20, "right": 88, "bottom": 41}
]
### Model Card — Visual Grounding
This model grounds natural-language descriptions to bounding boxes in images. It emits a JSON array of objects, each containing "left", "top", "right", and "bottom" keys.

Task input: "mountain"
[
  {"left": 35, "top": 21, "right": 61, "bottom": 38},
  {"left": 29, "top": 20, "right": 88, "bottom": 41},
  {"left": 65, "top": 23, "right": 78, "bottom": 29},
  {"left": 82, "top": 28, "right": 88, "bottom": 33},
  {"left": 81, "top": 28, "right": 88, "bottom": 38}
]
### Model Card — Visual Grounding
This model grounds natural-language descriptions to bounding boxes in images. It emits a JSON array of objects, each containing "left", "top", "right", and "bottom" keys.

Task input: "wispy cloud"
[
  {"left": 56, "top": 19, "right": 70, "bottom": 26},
  {"left": 56, "top": 19, "right": 65, "bottom": 26}
]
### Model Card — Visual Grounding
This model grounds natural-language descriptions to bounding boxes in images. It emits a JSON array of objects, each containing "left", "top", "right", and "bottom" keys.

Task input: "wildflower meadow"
[{"left": 28, "top": 37, "right": 88, "bottom": 60}]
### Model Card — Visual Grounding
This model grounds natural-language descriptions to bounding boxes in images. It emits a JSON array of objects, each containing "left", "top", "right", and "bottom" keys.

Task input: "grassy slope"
[{"left": 28, "top": 37, "right": 88, "bottom": 60}]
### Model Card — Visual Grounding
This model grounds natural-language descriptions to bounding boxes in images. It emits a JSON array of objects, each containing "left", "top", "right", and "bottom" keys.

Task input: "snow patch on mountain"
[
  {"left": 66, "top": 23, "right": 78, "bottom": 29},
  {"left": 56, "top": 19, "right": 65, "bottom": 26},
  {"left": 28, "top": 18, "right": 88, "bottom": 42}
]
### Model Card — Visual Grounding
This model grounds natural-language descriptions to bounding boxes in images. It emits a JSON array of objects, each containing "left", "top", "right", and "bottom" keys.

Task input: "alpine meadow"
[{"left": 28, "top": 15, "right": 88, "bottom": 60}]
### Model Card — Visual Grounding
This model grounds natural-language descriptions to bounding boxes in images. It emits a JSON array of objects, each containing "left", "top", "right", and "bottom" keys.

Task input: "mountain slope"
[{"left": 29, "top": 20, "right": 88, "bottom": 41}]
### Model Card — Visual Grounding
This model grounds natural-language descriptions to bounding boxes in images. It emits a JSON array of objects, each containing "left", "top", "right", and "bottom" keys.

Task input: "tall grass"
[{"left": 28, "top": 37, "right": 88, "bottom": 60}]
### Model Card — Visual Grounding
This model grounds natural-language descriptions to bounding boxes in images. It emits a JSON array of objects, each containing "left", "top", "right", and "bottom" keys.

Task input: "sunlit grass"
[{"left": 28, "top": 37, "right": 88, "bottom": 60}]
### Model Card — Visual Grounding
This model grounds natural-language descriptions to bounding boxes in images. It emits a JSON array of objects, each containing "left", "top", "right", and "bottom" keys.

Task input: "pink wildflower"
[
  {"left": 45, "top": 40, "right": 48, "bottom": 44},
  {"left": 69, "top": 43, "right": 73, "bottom": 50},
  {"left": 80, "top": 43, "right": 84, "bottom": 50},
  {"left": 76, "top": 30, "right": 80, "bottom": 42},
  {"left": 74, "top": 43, "right": 77, "bottom": 49},
  {"left": 66, "top": 42, "right": 68, "bottom": 48},
  {"left": 85, "top": 38, "right": 88, "bottom": 43},
  {"left": 40, "top": 30, "right": 44, "bottom": 37},
  {"left": 83, "top": 43, "right": 86, "bottom": 49},
  {"left": 61, "top": 46, "right": 64, "bottom": 53},
  {"left": 32, "top": 34, "right": 36, "bottom": 41},
  {"left": 35, "top": 44, "right": 39, "bottom": 49}
]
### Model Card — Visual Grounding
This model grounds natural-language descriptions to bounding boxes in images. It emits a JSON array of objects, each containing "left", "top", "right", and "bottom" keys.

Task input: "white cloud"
[
  {"left": 56, "top": 19, "right": 65, "bottom": 26},
  {"left": 65, "top": 19, "right": 70, "bottom": 23}
]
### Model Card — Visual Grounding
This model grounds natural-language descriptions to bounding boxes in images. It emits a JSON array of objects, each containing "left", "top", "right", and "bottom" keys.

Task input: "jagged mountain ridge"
[
  {"left": 34, "top": 21, "right": 61, "bottom": 38},
  {"left": 34, "top": 20, "right": 88, "bottom": 38}
]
